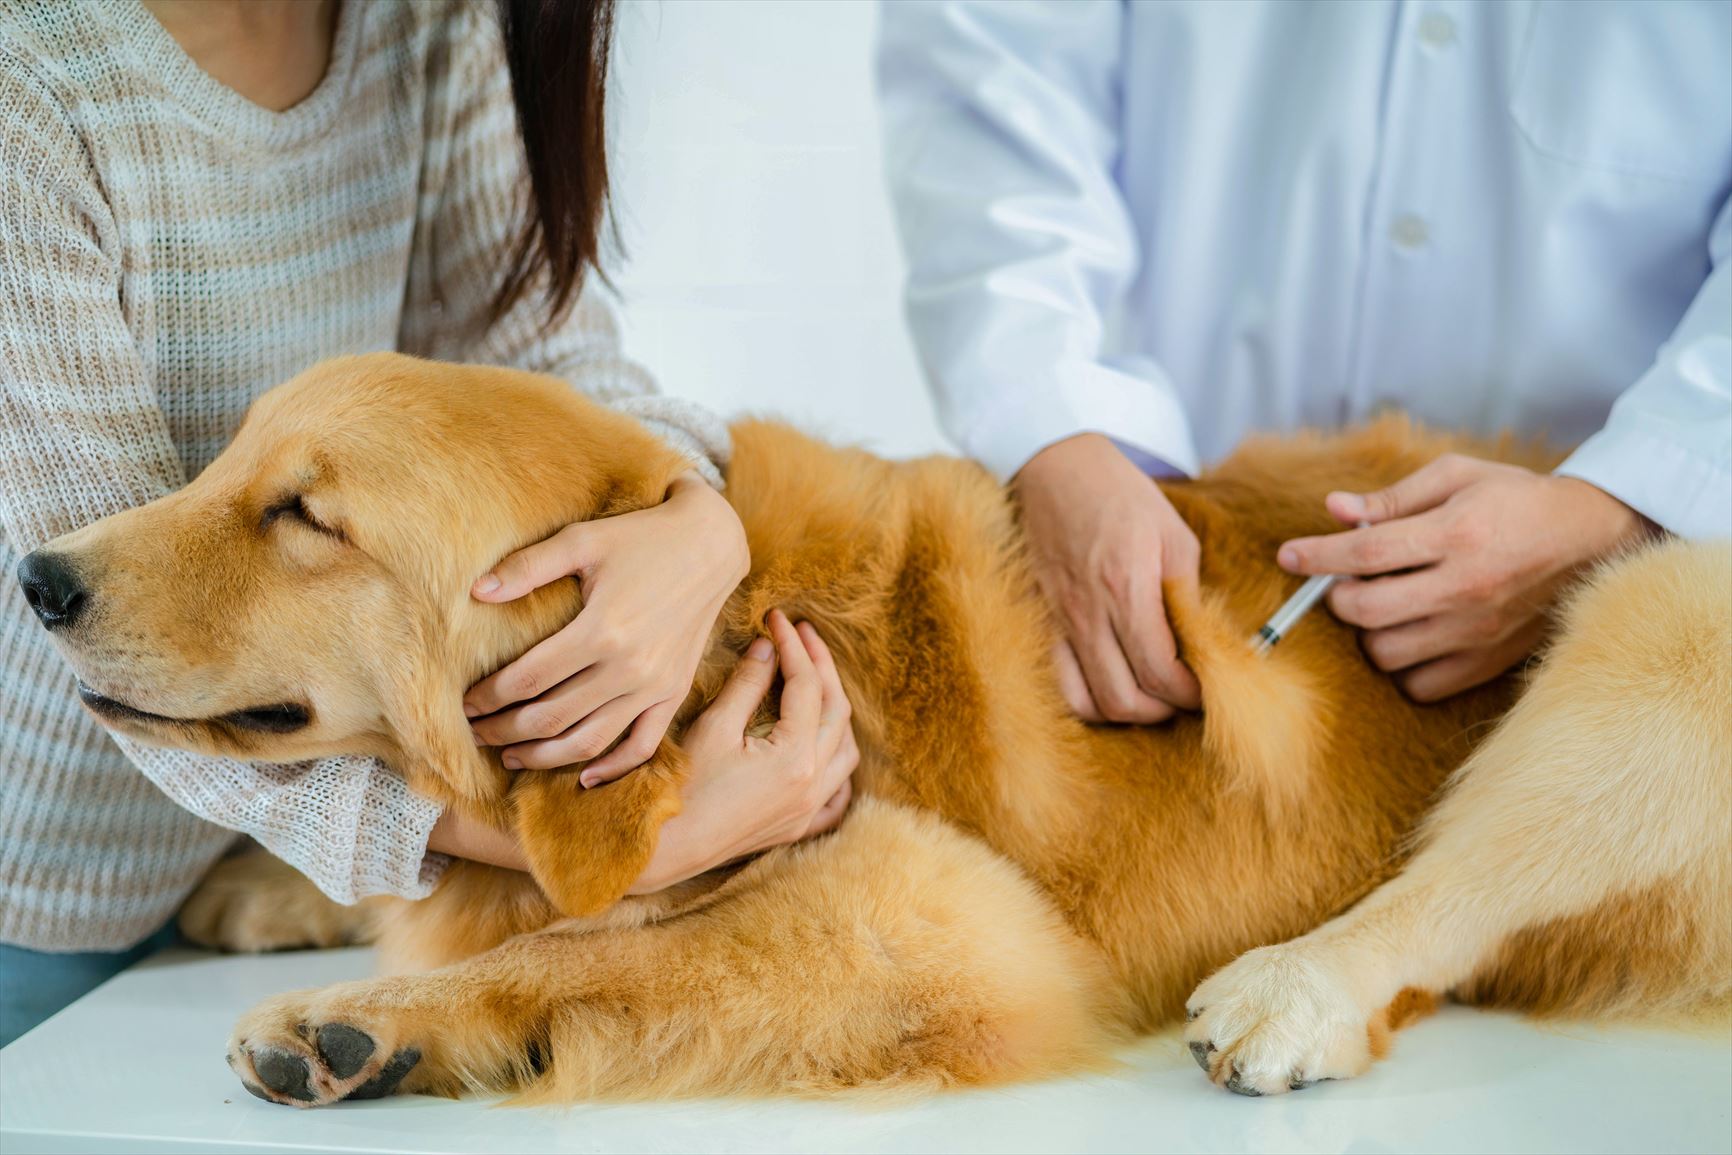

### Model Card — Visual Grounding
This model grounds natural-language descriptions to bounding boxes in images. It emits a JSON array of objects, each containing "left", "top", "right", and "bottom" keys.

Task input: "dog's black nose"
[{"left": 17, "top": 551, "right": 88, "bottom": 630}]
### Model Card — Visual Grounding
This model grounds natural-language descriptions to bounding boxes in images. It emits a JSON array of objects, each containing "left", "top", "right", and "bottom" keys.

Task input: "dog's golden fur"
[{"left": 36, "top": 354, "right": 1730, "bottom": 1104}]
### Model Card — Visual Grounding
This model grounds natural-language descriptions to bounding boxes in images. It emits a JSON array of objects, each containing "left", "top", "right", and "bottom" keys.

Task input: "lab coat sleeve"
[
  {"left": 876, "top": 0, "right": 1200, "bottom": 481},
  {"left": 1556, "top": 194, "right": 1732, "bottom": 539}
]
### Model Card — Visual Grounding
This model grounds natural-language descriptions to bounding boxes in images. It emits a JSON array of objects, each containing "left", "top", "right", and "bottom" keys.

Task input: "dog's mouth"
[{"left": 76, "top": 682, "right": 312, "bottom": 734}]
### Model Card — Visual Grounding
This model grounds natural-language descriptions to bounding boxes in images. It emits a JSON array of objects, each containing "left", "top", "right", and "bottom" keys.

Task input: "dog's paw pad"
[
  {"left": 345, "top": 1047, "right": 421, "bottom": 1100},
  {"left": 251, "top": 1047, "right": 315, "bottom": 1102},
  {"left": 316, "top": 1024, "right": 376, "bottom": 1080}
]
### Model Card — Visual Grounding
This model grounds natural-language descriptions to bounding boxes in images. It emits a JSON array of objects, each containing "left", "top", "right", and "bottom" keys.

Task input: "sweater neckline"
[{"left": 106, "top": 0, "right": 366, "bottom": 149}]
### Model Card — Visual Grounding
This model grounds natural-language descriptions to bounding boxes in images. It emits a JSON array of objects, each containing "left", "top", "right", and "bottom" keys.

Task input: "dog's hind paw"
[
  {"left": 1182, "top": 943, "right": 1378, "bottom": 1097},
  {"left": 229, "top": 989, "right": 423, "bottom": 1107}
]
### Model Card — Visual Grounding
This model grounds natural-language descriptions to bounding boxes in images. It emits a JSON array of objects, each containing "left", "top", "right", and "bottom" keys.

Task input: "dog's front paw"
[
  {"left": 1182, "top": 944, "right": 1375, "bottom": 1097},
  {"left": 180, "top": 848, "right": 376, "bottom": 953},
  {"left": 229, "top": 988, "right": 423, "bottom": 1107}
]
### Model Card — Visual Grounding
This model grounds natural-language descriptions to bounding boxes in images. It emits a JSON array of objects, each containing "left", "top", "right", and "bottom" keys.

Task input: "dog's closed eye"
[{"left": 262, "top": 495, "right": 345, "bottom": 542}]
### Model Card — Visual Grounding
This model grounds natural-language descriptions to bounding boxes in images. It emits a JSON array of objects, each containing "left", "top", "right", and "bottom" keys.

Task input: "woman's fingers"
[
  {"left": 795, "top": 621, "right": 852, "bottom": 759},
  {"left": 579, "top": 698, "right": 678, "bottom": 787},
  {"left": 467, "top": 659, "right": 607, "bottom": 742},
  {"left": 499, "top": 694, "right": 639, "bottom": 771},
  {"left": 694, "top": 636, "right": 777, "bottom": 737},
  {"left": 464, "top": 624, "right": 600, "bottom": 720},
  {"left": 802, "top": 778, "right": 854, "bottom": 840},
  {"left": 767, "top": 610, "right": 820, "bottom": 739},
  {"left": 471, "top": 521, "right": 598, "bottom": 602}
]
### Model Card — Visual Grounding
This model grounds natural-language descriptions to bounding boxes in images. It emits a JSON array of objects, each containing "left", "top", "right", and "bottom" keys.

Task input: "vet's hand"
[
  {"left": 1015, "top": 433, "right": 1202, "bottom": 724},
  {"left": 1276, "top": 455, "right": 1654, "bottom": 701},
  {"left": 630, "top": 610, "right": 857, "bottom": 894},
  {"left": 465, "top": 471, "right": 749, "bottom": 779}
]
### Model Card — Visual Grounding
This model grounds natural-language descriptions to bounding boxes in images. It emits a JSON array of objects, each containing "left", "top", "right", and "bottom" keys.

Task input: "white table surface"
[{"left": 1, "top": 946, "right": 1727, "bottom": 1155}]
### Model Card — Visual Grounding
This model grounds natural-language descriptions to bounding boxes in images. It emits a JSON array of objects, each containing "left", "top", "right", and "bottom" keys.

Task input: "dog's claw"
[
  {"left": 1224, "top": 1066, "right": 1262, "bottom": 1097},
  {"left": 1188, "top": 1039, "right": 1215, "bottom": 1070}
]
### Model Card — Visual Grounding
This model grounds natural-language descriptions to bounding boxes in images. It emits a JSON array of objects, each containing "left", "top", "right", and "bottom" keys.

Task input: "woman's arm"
[{"left": 0, "top": 48, "right": 449, "bottom": 906}]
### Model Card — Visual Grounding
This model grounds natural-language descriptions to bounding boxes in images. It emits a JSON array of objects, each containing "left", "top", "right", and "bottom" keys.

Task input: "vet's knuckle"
[{"left": 1350, "top": 538, "right": 1387, "bottom": 570}]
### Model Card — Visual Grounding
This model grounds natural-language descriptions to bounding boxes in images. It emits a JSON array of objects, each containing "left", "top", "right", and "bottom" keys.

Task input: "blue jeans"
[{"left": 0, "top": 924, "right": 178, "bottom": 1049}]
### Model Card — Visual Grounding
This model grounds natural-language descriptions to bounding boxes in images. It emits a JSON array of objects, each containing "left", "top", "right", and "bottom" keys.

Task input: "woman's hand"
[
  {"left": 629, "top": 610, "right": 857, "bottom": 894},
  {"left": 1276, "top": 455, "right": 1655, "bottom": 701},
  {"left": 428, "top": 611, "right": 858, "bottom": 891},
  {"left": 464, "top": 471, "right": 750, "bottom": 782},
  {"left": 1015, "top": 433, "right": 1203, "bottom": 724}
]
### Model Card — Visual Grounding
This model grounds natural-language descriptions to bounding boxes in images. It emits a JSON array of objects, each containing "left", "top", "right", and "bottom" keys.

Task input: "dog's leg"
[
  {"left": 229, "top": 799, "right": 1126, "bottom": 1106},
  {"left": 1184, "top": 540, "right": 1732, "bottom": 1095},
  {"left": 179, "top": 842, "right": 386, "bottom": 953}
]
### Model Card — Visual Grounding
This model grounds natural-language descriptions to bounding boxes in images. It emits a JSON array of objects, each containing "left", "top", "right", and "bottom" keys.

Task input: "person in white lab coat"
[{"left": 878, "top": 0, "right": 1731, "bottom": 717}]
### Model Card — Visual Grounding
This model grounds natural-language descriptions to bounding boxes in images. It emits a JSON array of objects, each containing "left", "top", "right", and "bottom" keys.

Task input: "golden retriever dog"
[{"left": 18, "top": 354, "right": 1729, "bottom": 1105}]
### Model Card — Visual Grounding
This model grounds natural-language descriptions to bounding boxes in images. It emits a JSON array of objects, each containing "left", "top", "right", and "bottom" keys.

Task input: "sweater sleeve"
[
  {"left": 397, "top": 4, "right": 730, "bottom": 488},
  {"left": 0, "top": 48, "right": 447, "bottom": 905}
]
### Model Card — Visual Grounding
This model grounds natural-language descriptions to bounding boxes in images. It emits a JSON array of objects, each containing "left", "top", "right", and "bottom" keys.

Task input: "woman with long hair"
[{"left": 0, "top": 0, "right": 853, "bottom": 1045}]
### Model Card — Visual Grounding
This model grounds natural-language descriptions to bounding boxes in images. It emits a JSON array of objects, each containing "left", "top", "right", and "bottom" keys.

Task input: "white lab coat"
[{"left": 878, "top": 0, "right": 1732, "bottom": 537}]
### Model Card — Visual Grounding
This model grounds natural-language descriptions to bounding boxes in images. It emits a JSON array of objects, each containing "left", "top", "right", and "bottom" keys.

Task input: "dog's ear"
[{"left": 512, "top": 741, "right": 689, "bottom": 916}]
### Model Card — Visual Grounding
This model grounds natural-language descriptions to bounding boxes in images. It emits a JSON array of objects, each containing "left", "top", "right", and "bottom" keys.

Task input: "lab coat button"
[
  {"left": 1390, "top": 214, "right": 1430, "bottom": 251},
  {"left": 1418, "top": 11, "right": 1456, "bottom": 51}
]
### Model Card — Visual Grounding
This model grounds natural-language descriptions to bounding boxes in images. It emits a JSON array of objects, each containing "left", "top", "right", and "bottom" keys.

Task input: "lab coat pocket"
[{"left": 1508, "top": 0, "right": 1731, "bottom": 182}]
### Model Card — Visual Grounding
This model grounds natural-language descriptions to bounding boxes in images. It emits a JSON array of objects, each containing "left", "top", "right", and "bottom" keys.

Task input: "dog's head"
[{"left": 17, "top": 353, "right": 688, "bottom": 802}]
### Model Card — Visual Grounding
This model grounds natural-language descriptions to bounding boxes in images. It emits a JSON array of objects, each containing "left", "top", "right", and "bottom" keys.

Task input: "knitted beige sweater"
[{"left": 0, "top": 0, "right": 729, "bottom": 950}]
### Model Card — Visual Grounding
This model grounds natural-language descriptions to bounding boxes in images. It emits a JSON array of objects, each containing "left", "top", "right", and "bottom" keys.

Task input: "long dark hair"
[{"left": 491, "top": 0, "right": 619, "bottom": 329}]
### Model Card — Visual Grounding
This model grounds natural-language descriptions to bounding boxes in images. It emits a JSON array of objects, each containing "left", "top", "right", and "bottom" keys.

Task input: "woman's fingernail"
[
  {"left": 463, "top": 702, "right": 480, "bottom": 718},
  {"left": 501, "top": 754, "right": 522, "bottom": 770},
  {"left": 579, "top": 772, "right": 598, "bottom": 789},
  {"left": 747, "top": 637, "right": 773, "bottom": 661},
  {"left": 470, "top": 729, "right": 485, "bottom": 746},
  {"left": 1335, "top": 492, "right": 1366, "bottom": 518},
  {"left": 473, "top": 574, "right": 501, "bottom": 596},
  {"left": 1278, "top": 546, "right": 1300, "bottom": 571}
]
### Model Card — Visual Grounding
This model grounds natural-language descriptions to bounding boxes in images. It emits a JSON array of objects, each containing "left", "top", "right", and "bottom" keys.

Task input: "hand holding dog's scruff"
[
  {"left": 431, "top": 611, "right": 856, "bottom": 891},
  {"left": 1277, "top": 454, "right": 1655, "bottom": 702},
  {"left": 463, "top": 471, "right": 749, "bottom": 780},
  {"left": 1015, "top": 433, "right": 1202, "bottom": 724}
]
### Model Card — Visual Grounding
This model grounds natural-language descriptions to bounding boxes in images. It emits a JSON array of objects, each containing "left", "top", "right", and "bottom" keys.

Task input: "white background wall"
[{"left": 608, "top": 0, "right": 950, "bottom": 460}]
